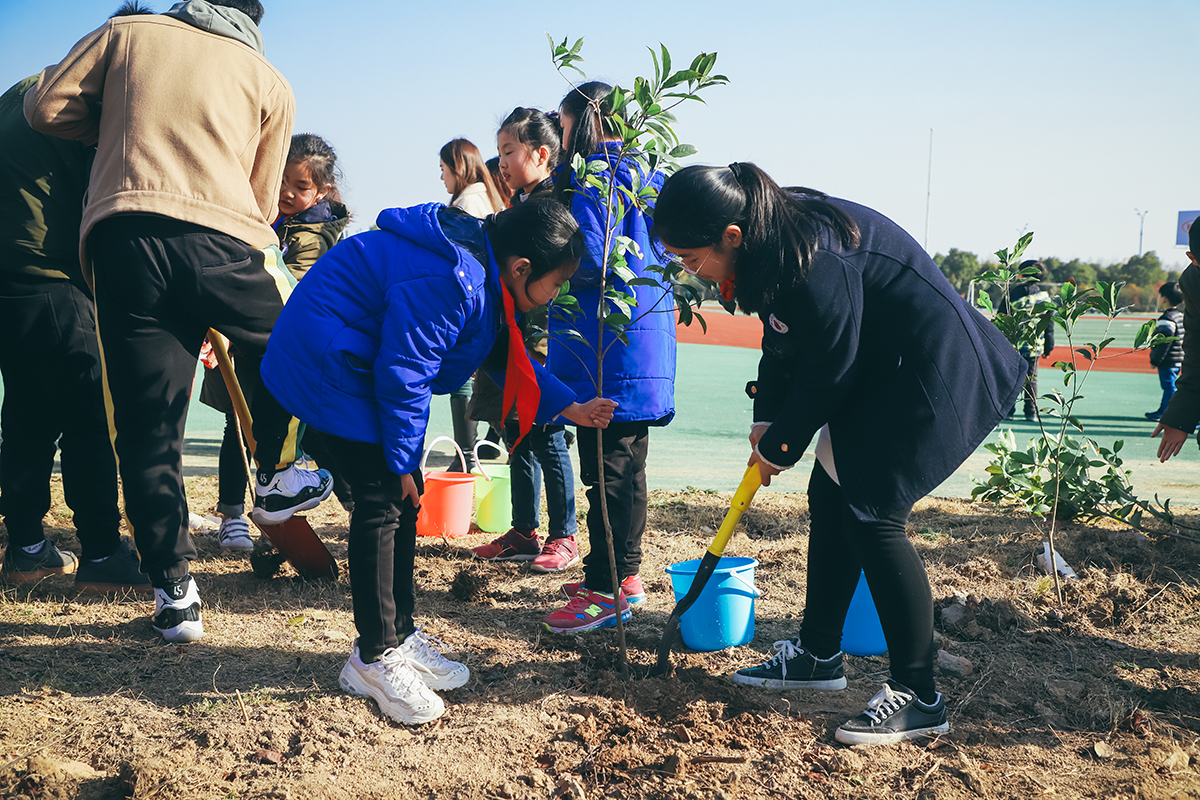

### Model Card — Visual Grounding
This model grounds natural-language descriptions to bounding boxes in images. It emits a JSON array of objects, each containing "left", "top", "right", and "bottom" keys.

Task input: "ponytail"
[
  {"left": 553, "top": 81, "right": 622, "bottom": 201},
  {"left": 486, "top": 199, "right": 585, "bottom": 282},
  {"left": 652, "top": 162, "right": 860, "bottom": 314}
]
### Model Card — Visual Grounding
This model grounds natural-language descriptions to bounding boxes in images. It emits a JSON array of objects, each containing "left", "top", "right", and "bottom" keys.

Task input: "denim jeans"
[
  {"left": 1157, "top": 365, "right": 1180, "bottom": 413},
  {"left": 504, "top": 422, "right": 577, "bottom": 539}
]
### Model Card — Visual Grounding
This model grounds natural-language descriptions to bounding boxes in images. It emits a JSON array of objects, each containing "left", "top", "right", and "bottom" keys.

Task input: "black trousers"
[
  {"left": 323, "top": 435, "right": 423, "bottom": 662},
  {"left": 579, "top": 421, "right": 649, "bottom": 593},
  {"left": 89, "top": 214, "right": 298, "bottom": 585},
  {"left": 799, "top": 463, "right": 936, "bottom": 702},
  {"left": 0, "top": 276, "right": 121, "bottom": 558}
]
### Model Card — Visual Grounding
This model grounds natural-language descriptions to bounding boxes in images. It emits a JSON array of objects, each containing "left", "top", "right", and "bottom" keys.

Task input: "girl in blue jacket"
[
  {"left": 541, "top": 82, "right": 677, "bottom": 634},
  {"left": 653, "top": 163, "right": 1025, "bottom": 746},
  {"left": 261, "top": 199, "right": 615, "bottom": 725}
]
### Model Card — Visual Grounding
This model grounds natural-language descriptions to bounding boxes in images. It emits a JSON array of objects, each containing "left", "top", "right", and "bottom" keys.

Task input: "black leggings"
[{"left": 799, "top": 463, "right": 936, "bottom": 702}]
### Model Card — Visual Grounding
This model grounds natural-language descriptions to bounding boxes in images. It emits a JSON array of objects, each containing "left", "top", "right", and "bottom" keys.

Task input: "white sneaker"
[
  {"left": 398, "top": 629, "right": 470, "bottom": 690},
  {"left": 152, "top": 575, "right": 203, "bottom": 643},
  {"left": 339, "top": 641, "right": 445, "bottom": 725},
  {"left": 217, "top": 516, "right": 254, "bottom": 551},
  {"left": 250, "top": 463, "right": 333, "bottom": 525}
]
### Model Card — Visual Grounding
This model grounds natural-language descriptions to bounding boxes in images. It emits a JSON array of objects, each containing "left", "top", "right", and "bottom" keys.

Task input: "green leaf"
[{"left": 669, "top": 144, "right": 698, "bottom": 158}]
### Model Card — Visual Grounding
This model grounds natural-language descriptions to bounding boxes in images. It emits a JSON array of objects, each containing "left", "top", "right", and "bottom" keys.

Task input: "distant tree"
[
  {"left": 934, "top": 248, "right": 981, "bottom": 292},
  {"left": 1047, "top": 258, "right": 1098, "bottom": 288},
  {"left": 1114, "top": 251, "right": 1165, "bottom": 288}
]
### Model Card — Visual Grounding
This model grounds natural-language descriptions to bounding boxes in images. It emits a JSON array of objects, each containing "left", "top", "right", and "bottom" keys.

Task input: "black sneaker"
[
  {"left": 75, "top": 539, "right": 151, "bottom": 595},
  {"left": 1, "top": 539, "right": 78, "bottom": 584},
  {"left": 834, "top": 681, "right": 949, "bottom": 745},
  {"left": 250, "top": 462, "right": 334, "bottom": 525},
  {"left": 152, "top": 575, "right": 203, "bottom": 643},
  {"left": 731, "top": 638, "right": 846, "bottom": 690}
]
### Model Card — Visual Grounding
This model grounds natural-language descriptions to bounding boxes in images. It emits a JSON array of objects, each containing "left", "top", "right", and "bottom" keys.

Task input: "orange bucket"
[{"left": 416, "top": 436, "right": 476, "bottom": 538}]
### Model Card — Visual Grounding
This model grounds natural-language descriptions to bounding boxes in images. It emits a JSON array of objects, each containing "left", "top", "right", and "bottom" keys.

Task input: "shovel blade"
[{"left": 254, "top": 516, "right": 338, "bottom": 580}]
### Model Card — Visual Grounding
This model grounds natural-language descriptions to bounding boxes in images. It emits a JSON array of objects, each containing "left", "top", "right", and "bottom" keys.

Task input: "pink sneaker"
[
  {"left": 559, "top": 574, "right": 646, "bottom": 606},
  {"left": 530, "top": 535, "right": 580, "bottom": 573},
  {"left": 542, "top": 588, "right": 631, "bottom": 634},
  {"left": 470, "top": 528, "right": 540, "bottom": 561}
]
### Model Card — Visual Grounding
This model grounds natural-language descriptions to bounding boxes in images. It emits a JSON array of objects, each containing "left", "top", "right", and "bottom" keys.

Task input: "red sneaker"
[
  {"left": 470, "top": 528, "right": 540, "bottom": 561},
  {"left": 559, "top": 574, "right": 646, "bottom": 606},
  {"left": 541, "top": 588, "right": 631, "bottom": 634},
  {"left": 530, "top": 535, "right": 580, "bottom": 573}
]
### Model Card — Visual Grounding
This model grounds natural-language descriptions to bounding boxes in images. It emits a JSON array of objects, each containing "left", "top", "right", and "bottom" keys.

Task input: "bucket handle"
[
  {"left": 725, "top": 568, "right": 762, "bottom": 599},
  {"left": 472, "top": 440, "right": 508, "bottom": 481},
  {"left": 420, "top": 435, "right": 467, "bottom": 474}
]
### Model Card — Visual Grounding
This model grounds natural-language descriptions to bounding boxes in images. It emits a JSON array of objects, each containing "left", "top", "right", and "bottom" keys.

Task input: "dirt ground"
[{"left": 3, "top": 476, "right": 1200, "bottom": 800}]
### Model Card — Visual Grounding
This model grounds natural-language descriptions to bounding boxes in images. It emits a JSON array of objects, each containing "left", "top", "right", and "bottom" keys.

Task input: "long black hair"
[
  {"left": 554, "top": 81, "right": 622, "bottom": 201},
  {"left": 652, "top": 163, "right": 860, "bottom": 314},
  {"left": 288, "top": 133, "right": 345, "bottom": 207},
  {"left": 486, "top": 199, "right": 585, "bottom": 282}
]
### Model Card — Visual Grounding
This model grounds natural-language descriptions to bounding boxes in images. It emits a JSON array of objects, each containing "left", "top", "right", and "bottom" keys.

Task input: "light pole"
[{"left": 1135, "top": 208, "right": 1149, "bottom": 256}]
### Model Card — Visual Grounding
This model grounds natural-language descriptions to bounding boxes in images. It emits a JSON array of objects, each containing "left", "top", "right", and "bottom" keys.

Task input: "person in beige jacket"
[{"left": 24, "top": 0, "right": 333, "bottom": 643}]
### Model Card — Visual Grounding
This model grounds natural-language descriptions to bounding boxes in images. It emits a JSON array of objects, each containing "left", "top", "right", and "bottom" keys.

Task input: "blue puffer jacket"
[
  {"left": 261, "top": 204, "right": 576, "bottom": 476},
  {"left": 548, "top": 142, "right": 676, "bottom": 425}
]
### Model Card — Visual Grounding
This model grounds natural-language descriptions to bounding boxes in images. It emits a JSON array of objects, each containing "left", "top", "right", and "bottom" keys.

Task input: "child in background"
[
  {"left": 485, "top": 156, "right": 510, "bottom": 209},
  {"left": 438, "top": 138, "right": 506, "bottom": 472},
  {"left": 471, "top": 108, "right": 581, "bottom": 572},
  {"left": 259, "top": 200, "right": 614, "bottom": 724},
  {"left": 441, "top": 138, "right": 505, "bottom": 219},
  {"left": 1147, "top": 281, "right": 1185, "bottom": 421},
  {"left": 200, "top": 134, "right": 351, "bottom": 548},
  {"left": 540, "top": 83, "right": 676, "bottom": 632}
]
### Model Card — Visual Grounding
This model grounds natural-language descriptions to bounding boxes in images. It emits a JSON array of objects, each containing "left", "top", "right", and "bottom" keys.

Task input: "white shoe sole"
[
  {"left": 731, "top": 673, "right": 847, "bottom": 691},
  {"left": 412, "top": 664, "right": 470, "bottom": 691},
  {"left": 834, "top": 721, "right": 949, "bottom": 746},
  {"left": 249, "top": 489, "right": 330, "bottom": 526},
  {"left": 338, "top": 663, "right": 445, "bottom": 725},
  {"left": 155, "top": 617, "right": 204, "bottom": 643}
]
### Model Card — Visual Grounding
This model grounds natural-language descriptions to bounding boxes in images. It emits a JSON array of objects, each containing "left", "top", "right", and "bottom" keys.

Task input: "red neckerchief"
[
  {"left": 720, "top": 277, "right": 736, "bottom": 304},
  {"left": 500, "top": 282, "right": 541, "bottom": 448}
]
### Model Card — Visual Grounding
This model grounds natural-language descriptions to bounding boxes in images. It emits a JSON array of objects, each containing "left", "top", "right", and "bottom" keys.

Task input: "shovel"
[
  {"left": 652, "top": 463, "right": 762, "bottom": 676},
  {"left": 207, "top": 329, "right": 338, "bottom": 580}
]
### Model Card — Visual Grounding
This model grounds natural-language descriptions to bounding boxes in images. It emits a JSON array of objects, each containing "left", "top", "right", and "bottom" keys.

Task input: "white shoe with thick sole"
[
  {"left": 250, "top": 463, "right": 333, "bottom": 525},
  {"left": 339, "top": 642, "right": 445, "bottom": 725},
  {"left": 152, "top": 575, "right": 203, "bottom": 643},
  {"left": 398, "top": 629, "right": 470, "bottom": 690}
]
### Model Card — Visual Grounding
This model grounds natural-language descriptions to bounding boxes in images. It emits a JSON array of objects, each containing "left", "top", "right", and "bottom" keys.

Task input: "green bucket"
[{"left": 470, "top": 441, "right": 511, "bottom": 533}]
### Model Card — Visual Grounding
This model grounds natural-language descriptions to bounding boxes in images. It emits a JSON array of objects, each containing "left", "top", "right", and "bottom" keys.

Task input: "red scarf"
[{"left": 500, "top": 282, "right": 541, "bottom": 448}]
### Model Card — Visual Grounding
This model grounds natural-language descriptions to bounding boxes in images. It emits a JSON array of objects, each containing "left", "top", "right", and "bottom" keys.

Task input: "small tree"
[
  {"left": 546, "top": 36, "right": 727, "bottom": 676},
  {"left": 970, "top": 234, "right": 1172, "bottom": 602}
]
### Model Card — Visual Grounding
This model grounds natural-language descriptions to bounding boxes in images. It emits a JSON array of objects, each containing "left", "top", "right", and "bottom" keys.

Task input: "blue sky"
[{"left": 2, "top": 0, "right": 1197, "bottom": 268}]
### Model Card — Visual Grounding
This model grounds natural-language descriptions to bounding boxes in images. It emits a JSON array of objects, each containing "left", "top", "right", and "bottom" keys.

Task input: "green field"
[{"left": 167, "top": 339, "right": 1200, "bottom": 506}]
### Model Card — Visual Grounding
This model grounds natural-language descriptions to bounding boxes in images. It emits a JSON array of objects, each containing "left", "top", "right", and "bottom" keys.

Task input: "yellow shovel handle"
[
  {"left": 707, "top": 463, "right": 763, "bottom": 557},
  {"left": 207, "top": 329, "right": 257, "bottom": 454}
]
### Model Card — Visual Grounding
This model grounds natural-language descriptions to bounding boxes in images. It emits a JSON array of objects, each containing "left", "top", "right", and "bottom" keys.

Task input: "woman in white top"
[{"left": 440, "top": 138, "right": 506, "bottom": 219}]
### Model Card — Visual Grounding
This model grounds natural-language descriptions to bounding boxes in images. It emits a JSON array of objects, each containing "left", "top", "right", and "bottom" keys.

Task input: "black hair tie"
[{"left": 728, "top": 162, "right": 743, "bottom": 180}]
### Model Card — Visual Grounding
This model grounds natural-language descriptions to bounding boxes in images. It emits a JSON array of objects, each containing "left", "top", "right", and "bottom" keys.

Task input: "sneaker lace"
[
  {"left": 378, "top": 648, "right": 425, "bottom": 695},
  {"left": 862, "top": 683, "right": 913, "bottom": 724},
  {"left": 406, "top": 629, "right": 453, "bottom": 669},
  {"left": 763, "top": 638, "right": 804, "bottom": 679}
]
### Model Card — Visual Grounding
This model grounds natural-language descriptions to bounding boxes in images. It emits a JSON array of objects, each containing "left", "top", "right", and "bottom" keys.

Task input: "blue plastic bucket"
[
  {"left": 842, "top": 571, "right": 887, "bottom": 656},
  {"left": 665, "top": 557, "right": 760, "bottom": 651}
]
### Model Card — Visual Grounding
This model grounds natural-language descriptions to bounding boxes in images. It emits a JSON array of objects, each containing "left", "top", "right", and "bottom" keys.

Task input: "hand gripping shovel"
[
  {"left": 652, "top": 463, "right": 763, "bottom": 676},
  {"left": 208, "top": 329, "right": 338, "bottom": 580}
]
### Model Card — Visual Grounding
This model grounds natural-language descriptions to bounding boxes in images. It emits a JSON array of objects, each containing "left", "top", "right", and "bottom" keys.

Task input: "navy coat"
[{"left": 751, "top": 197, "right": 1027, "bottom": 520}]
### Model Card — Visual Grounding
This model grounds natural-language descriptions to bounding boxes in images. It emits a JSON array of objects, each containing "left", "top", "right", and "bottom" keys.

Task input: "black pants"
[
  {"left": 323, "top": 435, "right": 423, "bottom": 662},
  {"left": 0, "top": 276, "right": 121, "bottom": 558},
  {"left": 579, "top": 421, "right": 649, "bottom": 593},
  {"left": 800, "top": 463, "right": 936, "bottom": 702},
  {"left": 89, "top": 214, "right": 298, "bottom": 585}
]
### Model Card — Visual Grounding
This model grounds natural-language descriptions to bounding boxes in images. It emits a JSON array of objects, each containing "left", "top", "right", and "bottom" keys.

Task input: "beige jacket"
[{"left": 23, "top": 12, "right": 294, "bottom": 276}]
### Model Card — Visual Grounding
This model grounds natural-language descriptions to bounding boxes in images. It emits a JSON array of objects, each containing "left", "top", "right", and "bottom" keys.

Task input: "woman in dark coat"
[{"left": 652, "top": 163, "right": 1026, "bottom": 746}]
